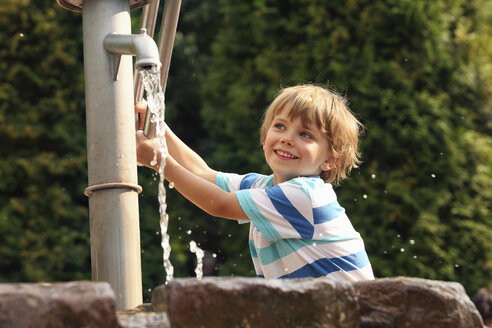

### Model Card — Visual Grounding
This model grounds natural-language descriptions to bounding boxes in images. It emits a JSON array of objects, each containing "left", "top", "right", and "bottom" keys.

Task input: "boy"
[{"left": 136, "top": 84, "right": 374, "bottom": 281}]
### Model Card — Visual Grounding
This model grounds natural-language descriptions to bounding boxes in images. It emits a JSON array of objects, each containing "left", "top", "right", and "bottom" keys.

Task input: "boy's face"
[{"left": 262, "top": 110, "right": 334, "bottom": 185}]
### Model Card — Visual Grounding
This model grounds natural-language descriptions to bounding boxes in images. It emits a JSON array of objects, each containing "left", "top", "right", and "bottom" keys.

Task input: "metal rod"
[
  {"left": 158, "top": 0, "right": 181, "bottom": 92},
  {"left": 134, "top": 0, "right": 161, "bottom": 103},
  {"left": 141, "top": 0, "right": 181, "bottom": 138},
  {"left": 81, "top": 0, "right": 143, "bottom": 310}
]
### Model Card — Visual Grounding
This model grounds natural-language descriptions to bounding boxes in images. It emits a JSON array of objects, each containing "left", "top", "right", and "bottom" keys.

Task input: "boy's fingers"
[
  {"left": 135, "top": 100, "right": 147, "bottom": 114},
  {"left": 135, "top": 100, "right": 147, "bottom": 130},
  {"left": 136, "top": 130, "right": 148, "bottom": 142}
]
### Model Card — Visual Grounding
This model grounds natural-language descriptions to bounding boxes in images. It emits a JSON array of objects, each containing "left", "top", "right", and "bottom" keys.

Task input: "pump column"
[{"left": 81, "top": 0, "right": 142, "bottom": 310}]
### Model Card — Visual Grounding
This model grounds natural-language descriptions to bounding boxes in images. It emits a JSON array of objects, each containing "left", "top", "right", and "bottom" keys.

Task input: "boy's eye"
[
  {"left": 274, "top": 123, "right": 285, "bottom": 130},
  {"left": 300, "top": 131, "right": 312, "bottom": 138}
]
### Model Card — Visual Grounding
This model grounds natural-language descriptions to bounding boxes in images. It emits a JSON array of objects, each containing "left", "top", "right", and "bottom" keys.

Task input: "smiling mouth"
[{"left": 275, "top": 150, "right": 298, "bottom": 159}]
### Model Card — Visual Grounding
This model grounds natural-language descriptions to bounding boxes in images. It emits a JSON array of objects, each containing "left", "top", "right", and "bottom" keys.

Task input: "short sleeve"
[
  {"left": 216, "top": 172, "right": 268, "bottom": 225},
  {"left": 216, "top": 172, "right": 244, "bottom": 192},
  {"left": 235, "top": 181, "right": 315, "bottom": 241}
]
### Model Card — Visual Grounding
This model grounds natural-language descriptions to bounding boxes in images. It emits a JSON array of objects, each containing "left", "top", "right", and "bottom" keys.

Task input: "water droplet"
[
  {"left": 212, "top": 253, "right": 217, "bottom": 258},
  {"left": 155, "top": 231, "right": 159, "bottom": 235},
  {"left": 409, "top": 239, "right": 415, "bottom": 245},
  {"left": 455, "top": 264, "right": 460, "bottom": 268},
  {"left": 397, "top": 234, "right": 401, "bottom": 238},
  {"left": 383, "top": 250, "right": 388, "bottom": 254},
  {"left": 363, "top": 194, "right": 368, "bottom": 199},
  {"left": 168, "top": 182, "right": 174, "bottom": 189},
  {"left": 186, "top": 230, "right": 192, "bottom": 235},
  {"left": 371, "top": 174, "right": 376, "bottom": 179},
  {"left": 400, "top": 248, "right": 405, "bottom": 252},
  {"left": 431, "top": 173, "right": 436, "bottom": 178},
  {"left": 413, "top": 255, "right": 418, "bottom": 259},
  {"left": 312, "top": 242, "right": 317, "bottom": 247},
  {"left": 228, "top": 234, "right": 232, "bottom": 237},
  {"left": 19, "top": 32, "right": 24, "bottom": 37},
  {"left": 148, "top": 288, "right": 152, "bottom": 292}
]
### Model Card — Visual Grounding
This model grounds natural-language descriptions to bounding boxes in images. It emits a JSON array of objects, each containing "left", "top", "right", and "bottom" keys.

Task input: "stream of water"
[
  {"left": 141, "top": 67, "right": 174, "bottom": 283},
  {"left": 189, "top": 241, "right": 205, "bottom": 280},
  {"left": 141, "top": 67, "right": 204, "bottom": 281}
]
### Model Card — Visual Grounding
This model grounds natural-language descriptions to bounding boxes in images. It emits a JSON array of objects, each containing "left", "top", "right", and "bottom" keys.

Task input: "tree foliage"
[{"left": 0, "top": 0, "right": 88, "bottom": 282}]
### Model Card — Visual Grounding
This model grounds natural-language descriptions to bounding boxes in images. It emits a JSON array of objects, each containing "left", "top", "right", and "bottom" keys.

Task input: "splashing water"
[
  {"left": 189, "top": 241, "right": 204, "bottom": 280},
  {"left": 141, "top": 67, "right": 174, "bottom": 283}
]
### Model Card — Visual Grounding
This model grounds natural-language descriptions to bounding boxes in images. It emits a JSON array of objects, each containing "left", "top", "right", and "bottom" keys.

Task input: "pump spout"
[{"left": 104, "top": 28, "right": 160, "bottom": 79}]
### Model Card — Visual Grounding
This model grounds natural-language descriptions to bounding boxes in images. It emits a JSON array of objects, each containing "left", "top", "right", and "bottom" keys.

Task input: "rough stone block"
[
  {"left": 354, "top": 277, "right": 484, "bottom": 328},
  {"left": 153, "top": 277, "right": 484, "bottom": 328},
  {"left": 153, "top": 277, "right": 360, "bottom": 328},
  {"left": 0, "top": 281, "right": 120, "bottom": 328},
  {"left": 472, "top": 288, "right": 492, "bottom": 327}
]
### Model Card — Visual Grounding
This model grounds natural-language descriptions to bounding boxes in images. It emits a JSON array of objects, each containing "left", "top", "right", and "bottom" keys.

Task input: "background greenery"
[{"left": 1, "top": 0, "right": 490, "bottom": 302}]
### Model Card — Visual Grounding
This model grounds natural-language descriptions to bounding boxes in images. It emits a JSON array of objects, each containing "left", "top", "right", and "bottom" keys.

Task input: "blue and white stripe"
[{"left": 216, "top": 172, "right": 374, "bottom": 281}]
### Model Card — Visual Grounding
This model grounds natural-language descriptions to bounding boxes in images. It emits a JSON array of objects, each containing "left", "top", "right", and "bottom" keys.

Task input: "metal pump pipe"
[
  {"left": 56, "top": 0, "right": 160, "bottom": 310},
  {"left": 80, "top": 0, "right": 151, "bottom": 310}
]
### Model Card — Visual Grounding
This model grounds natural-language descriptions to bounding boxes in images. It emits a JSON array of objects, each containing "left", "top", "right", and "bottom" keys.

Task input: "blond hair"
[{"left": 260, "top": 84, "right": 363, "bottom": 185}]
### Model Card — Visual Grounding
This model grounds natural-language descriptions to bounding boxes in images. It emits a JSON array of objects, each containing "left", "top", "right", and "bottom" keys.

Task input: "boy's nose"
[{"left": 280, "top": 136, "right": 293, "bottom": 146}]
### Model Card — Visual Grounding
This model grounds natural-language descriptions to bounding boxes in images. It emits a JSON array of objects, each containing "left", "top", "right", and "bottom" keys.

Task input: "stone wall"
[
  {"left": 153, "top": 277, "right": 484, "bottom": 328},
  {"left": 0, "top": 277, "right": 486, "bottom": 328}
]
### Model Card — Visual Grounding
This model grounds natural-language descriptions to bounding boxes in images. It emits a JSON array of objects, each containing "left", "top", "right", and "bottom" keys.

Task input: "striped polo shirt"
[{"left": 216, "top": 172, "right": 374, "bottom": 281}]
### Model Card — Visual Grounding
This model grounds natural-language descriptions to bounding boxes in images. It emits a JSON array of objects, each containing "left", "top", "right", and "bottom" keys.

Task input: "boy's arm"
[
  {"left": 164, "top": 125, "right": 217, "bottom": 183},
  {"left": 136, "top": 130, "right": 249, "bottom": 221},
  {"left": 135, "top": 101, "right": 216, "bottom": 183}
]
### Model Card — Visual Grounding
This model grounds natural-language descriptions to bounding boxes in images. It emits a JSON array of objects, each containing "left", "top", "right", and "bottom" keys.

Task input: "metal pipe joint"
[{"left": 104, "top": 28, "right": 161, "bottom": 79}]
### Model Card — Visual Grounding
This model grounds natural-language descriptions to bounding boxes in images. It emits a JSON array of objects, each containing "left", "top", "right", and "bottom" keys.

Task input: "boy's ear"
[{"left": 320, "top": 158, "right": 339, "bottom": 172}]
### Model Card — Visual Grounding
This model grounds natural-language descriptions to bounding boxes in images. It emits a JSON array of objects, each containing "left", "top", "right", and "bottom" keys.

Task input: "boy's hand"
[
  {"left": 136, "top": 129, "right": 158, "bottom": 169},
  {"left": 135, "top": 100, "right": 147, "bottom": 131}
]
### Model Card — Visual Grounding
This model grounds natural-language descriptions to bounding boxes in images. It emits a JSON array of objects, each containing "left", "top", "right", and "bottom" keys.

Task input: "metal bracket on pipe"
[{"left": 84, "top": 182, "right": 143, "bottom": 197}]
